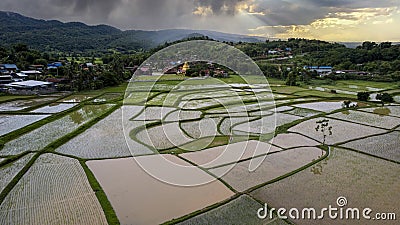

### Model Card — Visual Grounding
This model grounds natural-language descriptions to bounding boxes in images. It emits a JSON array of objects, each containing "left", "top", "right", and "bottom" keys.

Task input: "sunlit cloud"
[
  {"left": 248, "top": 5, "right": 400, "bottom": 41},
  {"left": 193, "top": 6, "right": 213, "bottom": 16},
  {"left": 0, "top": 0, "right": 399, "bottom": 41}
]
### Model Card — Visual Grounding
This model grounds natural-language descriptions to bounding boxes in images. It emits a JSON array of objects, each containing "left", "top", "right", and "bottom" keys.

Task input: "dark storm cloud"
[
  {"left": 67, "top": 0, "right": 122, "bottom": 15},
  {"left": 302, "top": 0, "right": 398, "bottom": 8},
  {"left": 0, "top": 0, "right": 398, "bottom": 34},
  {"left": 194, "top": 0, "right": 247, "bottom": 15},
  {"left": 0, "top": 0, "right": 122, "bottom": 24},
  {"left": 249, "top": 0, "right": 328, "bottom": 26}
]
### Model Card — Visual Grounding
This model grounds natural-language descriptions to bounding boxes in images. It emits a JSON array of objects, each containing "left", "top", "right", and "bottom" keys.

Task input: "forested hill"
[{"left": 0, "top": 11, "right": 263, "bottom": 52}]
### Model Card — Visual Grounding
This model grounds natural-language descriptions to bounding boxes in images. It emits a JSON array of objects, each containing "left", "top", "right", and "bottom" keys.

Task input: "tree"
[
  {"left": 13, "top": 43, "right": 29, "bottom": 52},
  {"left": 315, "top": 119, "right": 332, "bottom": 145},
  {"left": 390, "top": 71, "right": 400, "bottom": 81},
  {"left": 342, "top": 100, "right": 352, "bottom": 108},
  {"left": 357, "top": 92, "right": 370, "bottom": 101},
  {"left": 285, "top": 71, "right": 297, "bottom": 86},
  {"left": 99, "top": 71, "right": 120, "bottom": 87},
  {"left": 376, "top": 93, "right": 394, "bottom": 105}
]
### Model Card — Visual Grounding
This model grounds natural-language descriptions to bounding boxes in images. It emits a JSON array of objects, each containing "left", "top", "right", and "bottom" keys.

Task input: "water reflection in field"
[{"left": 87, "top": 155, "right": 234, "bottom": 225}]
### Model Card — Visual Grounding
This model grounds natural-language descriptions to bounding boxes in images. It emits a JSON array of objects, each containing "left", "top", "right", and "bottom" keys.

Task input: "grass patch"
[
  {"left": 0, "top": 95, "right": 35, "bottom": 103},
  {"left": 80, "top": 160, "right": 120, "bottom": 225}
]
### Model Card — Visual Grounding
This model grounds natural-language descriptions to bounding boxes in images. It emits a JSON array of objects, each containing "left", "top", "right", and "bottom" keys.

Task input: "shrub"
[
  {"left": 376, "top": 93, "right": 394, "bottom": 104},
  {"left": 343, "top": 100, "right": 352, "bottom": 108},
  {"left": 357, "top": 92, "right": 370, "bottom": 101}
]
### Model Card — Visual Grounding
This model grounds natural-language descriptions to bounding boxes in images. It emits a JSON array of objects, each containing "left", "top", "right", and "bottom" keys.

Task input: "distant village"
[
  {"left": 0, "top": 61, "right": 98, "bottom": 94},
  {"left": 0, "top": 45, "right": 373, "bottom": 95}
]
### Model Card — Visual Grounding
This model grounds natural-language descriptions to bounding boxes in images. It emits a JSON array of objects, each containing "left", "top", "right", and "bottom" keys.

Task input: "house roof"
[
  {"left": 4, "top": 64, "right": 18, "bottom": 69},
  {"left": 21, "top": 70, "right": 42, "bottom": 74},
  {"left": 16, "top": 73, "right": 28, "bottom": 77},
  {"left": 304, "top": 66, "right": 332, "bottom": 69},
  {"left": 5, "top": 80, "right": 52, "bottom": 88},
  {"left": 47, "top": 62, "right": 62, "bottom": 67}
]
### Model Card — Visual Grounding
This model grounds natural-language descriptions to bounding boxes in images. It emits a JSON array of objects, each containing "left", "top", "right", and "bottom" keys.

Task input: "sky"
[{"left": 1, "top": 0, "right": 400, "bottom": 42}]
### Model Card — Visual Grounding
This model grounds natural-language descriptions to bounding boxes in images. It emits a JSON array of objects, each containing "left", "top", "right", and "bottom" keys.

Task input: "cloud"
[
  {"left": 248, "top": 5, "right": 400, "bottom": 42},
  {"left": 0, "top": 0, "right": 399, "bottom": 41},
  {"left": 0, "top": 0, "right": 122, "bottom": 24},
  {"left": 193, "top": 0, "right": 248, "bottom": 15}
]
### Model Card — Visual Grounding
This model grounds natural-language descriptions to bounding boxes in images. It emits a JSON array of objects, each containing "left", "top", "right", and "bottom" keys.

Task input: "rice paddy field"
[
  {"left": 328, "top": 110, "right": 400, "bottom": 129},
  {"left": 209, "top": 147, "right": 324, "bottom": 192},
  {"left": 0, "top": 97, "right": 57, "bottom": 111},
  {"left": 56, "top": 108, "right": 153, "bottom": 159},
  {"left": 0, "top": 153, "right": 34, "bottom": 193},
  {"left": 293, "top": 101, "right": 345, "bottom": 113},
  {"left": 0, "top": 114, "right": 50, "bottom": 136},
  {"left": 57, "top": 94, "right": 97, "bottom": 103},
  {"left": 0, "top": 77, "right": 398, "bottom": 225},
  {"left": 359, "top": 105, "right": 400, "bottom": 118},
  {"left": 30, "top": 103, "right": 78, "bottom": 113},
  {"left": 288, "top": 117, "right": 386, "bottom": 145},
  {"left": 342, "top": 131, "right": 400, "bottom": 162},
  {"left": 87, "top": 156, "right": 234, "bottom": 225},
  {"left": 177, "top": 195, "right": 288, "bottom": 225},
  {"left": 0, "top": 154, "right": 108, "bottom": 225},
  {"left": 0, "top": 104, "right": 115, "bottom": 156},
  {"left": 250, "top": 148, "right": 400, "bottom": 225}
]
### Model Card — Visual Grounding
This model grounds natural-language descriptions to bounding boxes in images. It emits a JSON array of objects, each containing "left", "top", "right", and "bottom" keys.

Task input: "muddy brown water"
[{"left": 87, "top": 155, "right": 233, "bottom": 225}]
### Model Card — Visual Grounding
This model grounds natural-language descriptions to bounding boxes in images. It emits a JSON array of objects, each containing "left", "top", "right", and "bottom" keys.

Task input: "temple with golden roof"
[{"left": 182, "top": 62, "right": 190, "bottom": 74}]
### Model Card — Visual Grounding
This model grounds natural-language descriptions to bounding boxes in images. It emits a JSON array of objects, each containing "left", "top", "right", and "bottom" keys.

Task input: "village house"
[
  {"left": 304, "top": 66, "right": 333, "bottom": 76},
  {"left": 3, "top": 80, "right": 55, "bottom": 94},
  {"left": 0, "top": 74, "right": 13, "bottom": 84},
  {"left": 0, "top": 64, "right": 19, "bottom": 74},
  {"left": 29, "top": 65, "right": 45, "bottom": 71},
  {"left": 47, "top": 62, "right": 63, "bottom": 70}
]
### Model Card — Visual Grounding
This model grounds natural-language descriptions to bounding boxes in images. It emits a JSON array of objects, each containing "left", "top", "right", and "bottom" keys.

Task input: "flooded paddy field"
[
  {"left": 92, "top": 93, "right": 122, "bottom": 103},
  {"left": 0, "top": 154, "right": 108, "bottom": 225},
  {"left": 0, "top": 77, "right": 398, "bottom": 225},
  {"left": 0, "top": 153, "right": 34, "bottom": 193},
  {"left": 87, "top": 156, "right": 233, "bottom": 225},
  {"left": 328, "top": 110, "right": 400, "bottom": 129},
  {"left": 58, "top": 94, "right": 97, "bottom": 103},
  {"left": 284, "top": 107, "right": 321, "bottom": 118},
  {"left": 269, "top": 133, "right": 320, "bottom": 149},
  {"left": 342, "top": 131, "right": 400, "bottom": 162},
  {"left": 31, "top": 103, "right": 78, "bottom": 113},
  {"left": 180, "top": 141, "right": 281, "bottom": 169},
  {"left": 0, "top": 114, "right": 50, "bottom": 136},
  {"left": 233, "top": 113, "right": 302, "bottom": 134},
  {"left": 0, "top": 104, "right": 115, "bottom": 156},
  {"left": 293, "top": 101, "right": 345, "bottom": 113},
  {"left": 209, "top": 147, "right": 324, "bottom": 192},
  {"left": 359, "top": 105, "right": 400, "bottom": 118},
  {"left": 56, "top": 107, "right": 153, "bottom": 159},
  {"left": 250, "top": 148, "right": 400, "bottom": 225},
  {"left": 0, "top": 97, "right": 57, "bottom": 111},
  {"left": 177, "top": 195, "right": 288, "bottom": 225},
  {"left": 288, "top": 117, "right": 385, "bottom": 145}
]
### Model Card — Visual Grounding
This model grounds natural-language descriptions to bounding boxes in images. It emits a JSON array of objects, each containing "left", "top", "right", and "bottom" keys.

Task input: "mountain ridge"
[{"left": 0, "top": 11, "right": 265, "bottom": 52}]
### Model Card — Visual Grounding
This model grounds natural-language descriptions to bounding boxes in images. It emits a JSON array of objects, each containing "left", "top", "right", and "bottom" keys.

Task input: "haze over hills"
[{"left": 0, "top": 11, "right": 265, "bottom": 52}]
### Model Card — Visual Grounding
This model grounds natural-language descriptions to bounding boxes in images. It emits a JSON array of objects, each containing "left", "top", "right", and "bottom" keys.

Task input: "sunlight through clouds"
[
  {"left": 248, "top": 5, "right": 400, "bottom": 41},
  {"left": 0, "top": 0, "right": 398, "bottom": 41}
]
